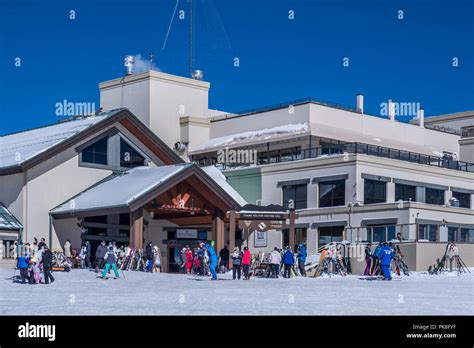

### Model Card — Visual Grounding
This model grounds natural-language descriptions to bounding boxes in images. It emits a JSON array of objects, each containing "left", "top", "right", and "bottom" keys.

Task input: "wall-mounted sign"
[
  {"left": 238, "top": 220, "right": 284, "bottom": 231},
  {"left": 239, "top": 212, "right": 286, "bottom": 220},
  {"left": 176, "top": 229, "right": 198, "bottom": 239},
  {"left": 254, "top": 230, "right": 267, "bottom": 247}
]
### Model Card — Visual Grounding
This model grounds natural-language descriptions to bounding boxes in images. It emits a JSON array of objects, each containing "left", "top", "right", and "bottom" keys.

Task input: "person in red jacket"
[
  {"left": 242, "top": 247, "right": 251, "bottom": 280},
  {"left": 185, "top": 246, "right": 193, "bottom": 274}
]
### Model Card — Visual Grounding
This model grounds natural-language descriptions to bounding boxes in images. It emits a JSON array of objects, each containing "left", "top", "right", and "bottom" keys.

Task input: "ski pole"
[{"left": 121, "top": 268, "right": 126, "bottom": 280}]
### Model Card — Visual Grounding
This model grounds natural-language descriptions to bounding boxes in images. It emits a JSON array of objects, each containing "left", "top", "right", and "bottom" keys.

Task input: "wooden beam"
[
  {"left": 229, "top": 211, "right": 236, "bottom": 252},
  {"left": 212, "top": 210, "right": 225, "bottom": 253},
  {"left": 130, "top": 209, "right": 144, "bottom": 249}
]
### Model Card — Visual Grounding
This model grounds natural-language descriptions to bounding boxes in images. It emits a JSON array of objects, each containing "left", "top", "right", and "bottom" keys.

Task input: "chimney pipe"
[
  {"left": 388, "top": 99, "right": 395, "bottom": 121},
  {"left": 417, "top": 108, "right": 425, "bottom": 128},
  {"left": 356, "top": 94, "right": 364, "bottom": 114},
  {"left": 124, "top": 55, "right": 134, "bottom": 76}
]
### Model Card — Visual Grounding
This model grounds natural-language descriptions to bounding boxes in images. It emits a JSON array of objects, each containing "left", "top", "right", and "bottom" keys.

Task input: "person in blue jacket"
[
  {"left": 370, "top": 243, "right": 383, "bottom": 275},
  {"left": 297, "top": 244, "right": 307, "bottom": 276},
  {"left": 17, "top": 253, "right": 30, "bottom": 284},
  {"left": 282, "top": 246, "right": 295, "bottom": 278},
  {"left": 380, "top": 242, "right": 394, "bottom": 280},
  {"left": 203, "top": 243, "right": 218, "bottom": 280}
]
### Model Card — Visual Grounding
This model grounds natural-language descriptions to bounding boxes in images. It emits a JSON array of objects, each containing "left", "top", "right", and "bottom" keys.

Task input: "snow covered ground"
[{"left": 0, "top": 268, "right": 472, "bottom": 315}]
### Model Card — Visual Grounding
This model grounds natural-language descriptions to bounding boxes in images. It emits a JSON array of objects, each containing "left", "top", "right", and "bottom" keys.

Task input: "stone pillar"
[
  {"left": 387, "top": 182, "right": 395, "bottom": 203},
  {"left": 306, "top": 227, "right": 317, "bottom": 254}
]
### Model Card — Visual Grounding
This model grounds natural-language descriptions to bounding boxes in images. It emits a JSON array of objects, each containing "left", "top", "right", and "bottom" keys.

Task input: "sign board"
[
  {"left": 176, "top": 229, "right": 198, "bottom": 239},
  {"left": 254, "top": 230, "right": 267, "bottom": 247},
  {"left": 239, "top": 212, "right": 286, "bottom": 220},
  {"left": 238, "top": 219, "right": 284, "bottom": 231}
]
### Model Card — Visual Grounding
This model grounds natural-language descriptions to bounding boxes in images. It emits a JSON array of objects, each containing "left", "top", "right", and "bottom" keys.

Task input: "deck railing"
[{"left": 194, "top": 142, "right": 474, "bottom": 173}]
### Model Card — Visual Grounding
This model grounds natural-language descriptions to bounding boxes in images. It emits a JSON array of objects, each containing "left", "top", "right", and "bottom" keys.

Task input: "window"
[
  {"left": 418, "top": 224, "right": 437, "bottom": 241},
  {"left": 448, "top": 227, "right": 458, "bottom": 242},
  {"left": 319, "top": 180, "right": 345, "bottom": 207},
  {"left": 282, "top": 228, "right": 307, "bottom": 249},
  {"left": 425, "top": 188, "right": 445, "bottom": 205},
  {"left": 84, "top": 215, "right": 108, "bottom": 224},
  {"left": 120, "top": 138, "right": 145, "bottom": 168},
  {"left": 367, "top": 225, "right": 395, "bottom": 243},
  {"left": 395, "top": 184, "right": 416, "bottom": 202},
  {"left": 198, "top": 231, "right": 208, "bottom": 240},
  {"left": 282, "top": 184, "right": 307, "bottom": 210},
  {"left": 318, "top": 226, "right": 343, "bottom": 246},
  {"left": 81, "top": 137, "right": 108, "bottom": 165},
  {"left": 119, "top": 213, "right": 130, "bottom": 226},
  {"left": 452, "top": 191, "right": 471, "bottom": 209},
  {"left": 364, "top": 180, "right": 387, "bottom": 204},
  {"left": 460, "top": 228, "right": 474, "bottom": 243}
]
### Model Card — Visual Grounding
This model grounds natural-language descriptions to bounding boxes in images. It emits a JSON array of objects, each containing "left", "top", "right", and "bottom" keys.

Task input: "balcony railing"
[{"left": 193, "top": 142, "right": 474, "bottom": 173}]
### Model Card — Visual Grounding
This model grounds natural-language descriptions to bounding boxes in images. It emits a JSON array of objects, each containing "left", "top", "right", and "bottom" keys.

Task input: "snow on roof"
[
  {"left": 51, "top": 164, "right": 191, "bottom": 214},
  {"left": 189, "top": 123, "right": 309, "bottom": 154},
  {"left": 201, "top": 166, "right": 247, "bottom": 206},
  {"left": 0, "top": 203, "right": 23, "bottom": 230},
  {"left": 0, "top": 109, "right": 123, "bottom": 169}
]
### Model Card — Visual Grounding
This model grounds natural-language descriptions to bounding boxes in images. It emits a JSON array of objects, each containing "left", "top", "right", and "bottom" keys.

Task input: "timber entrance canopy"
[{"left": 50, "top": 163, "right": 246, "bottom": 251}]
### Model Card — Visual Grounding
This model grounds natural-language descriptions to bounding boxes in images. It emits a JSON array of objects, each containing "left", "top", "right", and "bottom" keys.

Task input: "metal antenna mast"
[{"left": 189, "top": 0, "right": 193, "bottom": 77}]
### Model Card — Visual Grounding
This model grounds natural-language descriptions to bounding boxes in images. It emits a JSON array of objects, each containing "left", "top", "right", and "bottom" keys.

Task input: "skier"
[
  {"left": 95, "top": 241, "right": 107, "bottom": 271},
  {"left": 63, "top": 240, "right": 72, "bottom": 261},
  {"left": 38, "top": 238, "right": 46, "bottom": 250},
  {"left": 193, "top": 251, "right": 200, "bottom": 275},
  {"left": 41, "top": 246, "right": 55, "bottom": 284},
  {"left": 363, "top": 243, "right": 372, "bottom": 276},
  {"left": 197, "top": 246, "right": 205, "bottom": 275},
  {"left": 241, "top": 246, "right": 251, "bottom": 280},
  {"left": 10, "top": 241, "right": 18, "bottom": 259},
  {"left": 230, "top": 247, "right": 242, "bottom": 280},
  {"left": 297, "top": 244, "right": 307, "bottom": 276},
  {"left": 447, "top": 242, "right": 459, "bottom": 272},
  {"left": 370, "top": 243, "right": 383, "bottom": 276},
  {"left": 219, "top": 245, "right": 230, "bottom": 273},
  {"left": 203, "top": 243, "right": 218, "bottom": 280},
  {"left": 17, "top": 252, "right": 30, "bottom": 284},
  {"left": 145, "top": 242, "right": 154, "bottom": 273},
  {"left": 31, "top": 257, "right": 42, "bottom": 284},
  {"left": 84, "top": 241, "right": 92, "bottom": 269},
  {"left": 79, "top": 245, "right": 87, "bottom": 269},
  {"left": 185, "top": 247, "right": 193, "bottom": 274},
  {"left": 268, "top": 247, "right": 281, "bottom": 278},
  {"left": 380, "top": 242, "right": 394, "bottom": 280},
  {"left": 282, "top": 247, "right": 294, "bottom": 278},
  {"left": 101, "top": 245, "right": 120, "bottom": 279}
]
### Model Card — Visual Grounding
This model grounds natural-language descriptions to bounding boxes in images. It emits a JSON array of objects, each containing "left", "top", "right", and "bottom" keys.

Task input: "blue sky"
[{"left": 0, "top": 0, "right": 473, "bottom": 135}]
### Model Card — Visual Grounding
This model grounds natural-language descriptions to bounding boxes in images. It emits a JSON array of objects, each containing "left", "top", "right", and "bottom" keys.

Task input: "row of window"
[{"left": 282, "top": 180, "right": 471, "bottom": 209}]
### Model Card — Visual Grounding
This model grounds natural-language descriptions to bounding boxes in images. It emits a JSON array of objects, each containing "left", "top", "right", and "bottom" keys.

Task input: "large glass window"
[
  {"left": 81, "top": 137, "right": 108, "bottom": 165},
  {"left": 448, "top": 227, "right": 458, "bottom": 242},
  {"left": 460, "top": 228, "right": 474, "bottom": 243},
  {"left": 452, "top": 191, "right": 471, "bottom": 209},
  {"left": 395, "top": 183, "right": 416, "bottom": 202},
  {"left": 367, "top": 225, "right": 396, "bottom": 243},
  {"left": 282, "top": 184, "right": 307, "bottom": 210},
  {"left": 364, "top": 179, "right": 387, "bottom": 204},
  {"left": 418, "top": 224, "right": 438, "bottom": 241},
  {"left": 319, "top": 180, "right": 345, "bottom": 207},
  {"left": 318, "top": 226, "right": 344, "bottom": 247},
  {"left": 120, "top": 139, "right": 145, "bottom": 168},
  {"left": 425, "top": 188, "right": 445, "bottom": 205}
]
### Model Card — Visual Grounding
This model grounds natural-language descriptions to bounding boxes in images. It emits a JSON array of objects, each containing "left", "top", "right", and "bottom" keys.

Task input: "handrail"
[{"left": 194, "top": 141, "right": 474, "bottom": 173}]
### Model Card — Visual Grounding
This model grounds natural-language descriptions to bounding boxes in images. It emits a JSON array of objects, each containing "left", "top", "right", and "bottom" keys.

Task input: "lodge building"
[{"left": 1, "top": 69, "right": 473, "bottom": 272}]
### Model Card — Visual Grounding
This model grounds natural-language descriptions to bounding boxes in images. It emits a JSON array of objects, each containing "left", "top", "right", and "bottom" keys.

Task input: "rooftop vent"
[
  {"left": 192, "top": 70, "right": 204, "bottom": 80},
  {"left": 124, "top": 55, "right": 134, "bottom": 76}
]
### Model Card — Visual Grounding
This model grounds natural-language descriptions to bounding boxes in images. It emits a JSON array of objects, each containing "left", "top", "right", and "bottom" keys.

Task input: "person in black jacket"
[
  {"left": 37, "top": 238, "right": 46, "bottom": 250},
  {"left": 41, "top": 246, "right": 55, "bottom": 284},
  {"left": 145, "top": 242, "right": 154, "bottom": 272},
  {"left": 84, "top": 241, "right": 92, "bottom": 269},
  {"left": 219, "top": 245, "right": 230, "bottom": 273},
  {"left": 95, "top": 241, "right": 107, "bottom": 272}
]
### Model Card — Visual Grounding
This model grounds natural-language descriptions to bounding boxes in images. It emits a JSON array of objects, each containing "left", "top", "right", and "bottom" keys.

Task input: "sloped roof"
[
  {"left": 0, "top": 109, "right": 124, "bottom": 170},
  {"left": 201, "top": 166, "right": 247, "bottom": 206},
  {"left": 51, "top": 164, "right": 191, "bottom": 215},
  {"left": 50, "top": 164, "right": 246, "bottom": 217},
  {"left": 0, "top": 203, "right": 23, "bottom": 230},
  {"left": 189, "top": 123, "right": 309, "bottom": 154}
]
